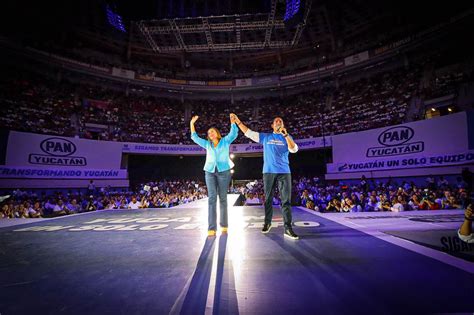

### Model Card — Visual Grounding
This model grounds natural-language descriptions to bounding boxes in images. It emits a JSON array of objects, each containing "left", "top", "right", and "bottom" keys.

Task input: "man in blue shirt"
[{"left": 232, "top": 114, "right": 300, "bottom": 239}]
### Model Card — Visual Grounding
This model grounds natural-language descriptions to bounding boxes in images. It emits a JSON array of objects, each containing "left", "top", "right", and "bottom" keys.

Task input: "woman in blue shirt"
[{"left": 190, "top": 114, "right": 238, "bottom": 236}]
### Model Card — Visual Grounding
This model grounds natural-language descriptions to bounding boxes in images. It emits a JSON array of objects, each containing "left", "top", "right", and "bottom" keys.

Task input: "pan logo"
[
  {"left": 29, "top": 137, "right": 87, "bottom": 166},
  {"left": 377, "top": 126, "right": 414, "bottom": 146},
  {"left": 366, "top": 126, "right": 424, "bottom": 158},
  {"left": 40, "top": 138, "right": 77, "bottom": 156}
]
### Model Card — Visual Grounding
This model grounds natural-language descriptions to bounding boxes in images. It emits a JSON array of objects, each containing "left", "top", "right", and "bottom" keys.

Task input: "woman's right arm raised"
[
  {"left": 190, "top": 115, "right": 208, "bottom": 148},
  {"left": 190, "top": 115, "right": 198, "bottom": 134}
]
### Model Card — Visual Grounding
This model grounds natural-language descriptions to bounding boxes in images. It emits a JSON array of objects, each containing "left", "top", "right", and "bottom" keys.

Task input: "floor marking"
[{"left": 297, "top": 207, "right": 474, "bottom": 274}]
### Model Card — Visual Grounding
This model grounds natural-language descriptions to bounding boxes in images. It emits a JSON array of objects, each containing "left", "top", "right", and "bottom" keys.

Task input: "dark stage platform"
[{"left": 1, "top": 195, "right": 474, "bottom": 314}]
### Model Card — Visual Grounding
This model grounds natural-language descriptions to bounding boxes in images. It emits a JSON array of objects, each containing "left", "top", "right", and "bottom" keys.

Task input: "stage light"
[
  {"left": 231, "top": 169, "right": 235, "bottom": 174},
  {"left": 105, "top": 4, "right": 126, "bottom": 33},
  {"left": 230, "top": 153, "right": 235, "bottom": 159},
  {"left": 284, "top": 0, "right": 301, "bottom": 22},
  {"left": 448, "top": 107, "right": 452, "bottom": 112},
  {"left": 431, "top": 108, "right": 436, "bottom": 112}
]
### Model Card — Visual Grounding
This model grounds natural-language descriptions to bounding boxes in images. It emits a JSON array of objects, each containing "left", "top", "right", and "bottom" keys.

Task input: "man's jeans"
[
  {"left": 205, "top": 169, "right": 231, "bottom": 231},
  {"left": 263, "top": 173, "right": 292, "bottom": 228}
]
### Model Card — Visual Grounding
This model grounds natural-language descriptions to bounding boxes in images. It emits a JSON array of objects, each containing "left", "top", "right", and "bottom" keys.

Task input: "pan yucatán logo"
[
  {"left": 366, "top": 126, "right": 424, "bottom": 157},
  {"left": 29, "top": 138, "right": 87, "bottom": 166}
]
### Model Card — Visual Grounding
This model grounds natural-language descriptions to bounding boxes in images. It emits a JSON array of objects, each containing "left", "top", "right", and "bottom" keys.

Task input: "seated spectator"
[
  {"left": 128, "top": 196, "right": 142, "bottom": 209},
  {"left": 442, "top": 195, "right": 461, "bottom": 209},
  {"left": 66, "top": 199, "right": 81, "bottom": 213},
  {"left": 408, "top": 195, "right": 421, "bottom": 210},
  {"left": 342, "top": 197, "right": 362, "bottom": 212},
  {"left": 365, "top": 195, "right": 379, "bottom": 212},
  {"left": 43, "top": 198, "right": 56, "bottom": 216},
  {"left": 458, "top": 189, "right": 471, "bottom": 209},
  {"left": 14, "top": 204, "right": 28, "bottom": 218},
  {"left": 140, "top": 196, "right": 149, "bottom": 208},
  {"left": 119, "top": 198, "right": 128, "bottom": 209},
  {"left": 300, "top": 190, "right": 312, "bottom": 207},
  {"left": 83, "top": 196, "right": 98, "bottom": 212},
  {"left": 379, "top": 195, "right": 392, "bottom": 211},
  {"left": 28, "top": 201, "right": 43, "bottom": 218},
  {"left": 1, "top": 204, "right": 11, "bottom": 218},
  {"left": 52, "top": 199, "right": 68, "bottom": 216},
  {"left": 105, "top": 198, "right": 118, "bottom": 210},
  {"left": 390, "top": 197, "right": 404, "bottom": 212},
  {"left": 358, "top": 193, "right": 367, "bottom": 210},
  {"left": 306, "top": 200, "right": 316, "bottom": 211},
  {"left": 419, "top": 193, "right": 440, "bottom": 210},
  {"left": 325, "top": 198, "right": 341, "bottom": 212},
  {"left": 245, "top": 193, "right": 261, "bottom": 205}
]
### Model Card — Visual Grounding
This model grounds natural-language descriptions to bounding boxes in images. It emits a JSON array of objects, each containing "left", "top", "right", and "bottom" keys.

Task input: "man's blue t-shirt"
[{"left": 259, "top": 132, "right": 293, "bottom": 174}]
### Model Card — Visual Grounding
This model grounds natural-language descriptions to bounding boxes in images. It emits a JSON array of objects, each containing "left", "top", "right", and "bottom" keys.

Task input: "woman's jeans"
[{"left": 205, "top": 169, "right": 231, "bottom": 231}]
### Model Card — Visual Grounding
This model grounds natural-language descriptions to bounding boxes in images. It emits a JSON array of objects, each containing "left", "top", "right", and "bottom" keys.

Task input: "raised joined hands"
[{"left": 230, "top": 113, "right": 240, "bottom": 124}]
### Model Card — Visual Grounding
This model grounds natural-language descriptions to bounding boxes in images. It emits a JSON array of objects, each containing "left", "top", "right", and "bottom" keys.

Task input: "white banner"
[
  {"left": 6, "top": 132, "right": 123, "bottom": 168},
  {"left": 328, "top": 151, "right": 474, "bottom": 173},
  {"left": 280, "top": 62, "right": 344, "bottom": 80},
  {"left": 230, "top": 137, "right": 331, "bottom": 154},
  {"left": 235, "top": 78, "right": 253, "bottom": 87},
  {"left": 122, "top": 142, "right": 205, "bottom": 155},
  {"left": 330, "top": 112, "right": 469, "bottom": 173},
  {"left": 188, "top": 80, "right": 207, "bottom": 86},
  {"left": 122, "top": 136, "right": 332, "bottom": 155},
  {"left": 111, "top": 67, "right": 135, "bottom": 79},
  {"left": 6, "top": 132, "right": 332, "bottom": 166},
  {"left": 153, "top": 76, "right": 167, "bottom": 83},
  {"left": 0, "top": 166, "right": 127, "bottom": 179},
  {"left": 333, "top": 113, "right": 468, "bottom": 163},
  {"left": 344, "top": 51, "right": 369, "bottom": 66}
]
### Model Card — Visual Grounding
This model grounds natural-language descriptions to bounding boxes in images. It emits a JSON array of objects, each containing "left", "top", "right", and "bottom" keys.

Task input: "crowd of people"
[
  {"left": 0, "top": 179, "right": 207, "bottom": 219},
  {"left": 2, "top": 62, "right": 469, "bottom": 146},
  {"left": 2, "top": 173, "right": 472, "bottom": 219},
  {"left": 233, "top": 173, "right": 473, "bottom": 213},
  {"left": 294, "top": 175, "right": 472, "bottom": 213}
]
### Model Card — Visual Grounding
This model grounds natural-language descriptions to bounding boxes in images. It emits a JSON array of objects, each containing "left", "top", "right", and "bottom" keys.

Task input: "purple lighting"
[
  {"left": 106, "top": 4, "right": 126, "bottom": 32},
  {"left": 284, "top": 0, "right": 301, "bottom": 22}
]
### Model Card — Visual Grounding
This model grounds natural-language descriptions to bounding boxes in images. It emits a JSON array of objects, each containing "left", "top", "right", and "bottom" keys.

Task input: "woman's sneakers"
[
  {"left": 208, "top": 228, "right": 227, "bottom": 236},
  {"left": 284, "top": 228, "right": 299, "bottom": 240}
]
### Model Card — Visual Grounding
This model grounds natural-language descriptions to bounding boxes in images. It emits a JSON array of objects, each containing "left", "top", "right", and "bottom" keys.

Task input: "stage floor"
[{"left": 1, "top": 195, "right": 473, "bottom": 314}]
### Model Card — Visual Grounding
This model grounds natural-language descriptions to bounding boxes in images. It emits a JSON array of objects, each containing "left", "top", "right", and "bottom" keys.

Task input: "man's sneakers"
[
  {"left": 262, "top": 224, "right": 299, "bottom": 239},
  {"left": 284, "top": 227, "right": 299, "bottom": 240},
  {"left": 261, "top": 223, "right": 272, "bottom": 234}
]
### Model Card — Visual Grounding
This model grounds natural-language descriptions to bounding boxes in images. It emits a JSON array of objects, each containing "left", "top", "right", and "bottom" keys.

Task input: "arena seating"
[{"left": 0, "top": 64, "right": 469, "bottom": 145}]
